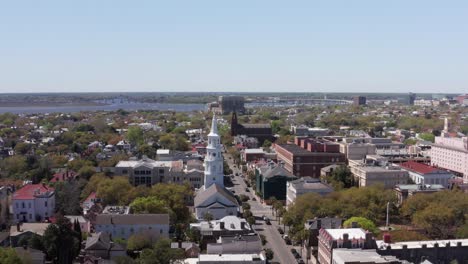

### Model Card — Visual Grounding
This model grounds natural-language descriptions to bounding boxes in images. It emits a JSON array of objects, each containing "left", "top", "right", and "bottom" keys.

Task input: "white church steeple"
[{"left": 203, "top": 114, "right": 224, "bottom": 189}]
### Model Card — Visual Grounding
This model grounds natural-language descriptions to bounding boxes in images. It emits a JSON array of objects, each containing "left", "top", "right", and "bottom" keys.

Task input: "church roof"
[{"left": 194, "top": 184, "right": 239, "bottom": 207}]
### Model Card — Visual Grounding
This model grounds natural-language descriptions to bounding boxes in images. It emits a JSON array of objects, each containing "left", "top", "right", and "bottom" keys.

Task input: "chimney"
[
  {"left": 316, "top": 219, "right": 321, "bottom": 229},
  {"left": 16, "top": 223, "right": 21, "bottom": 232},
  {"left": 220, "top": 222, "right": 225, "bottom": 229},
  {"left": 365, "top": 232, "right": 373, "bottom": 244},
  {"left": 343, "top": 233, "right": 349, "bottom": 242},
  {"left": 383, "top": 233, "right": 391, "bottom": 243},
  {"left": 240, "top": 222, "right": 245, "bottom": 229}
]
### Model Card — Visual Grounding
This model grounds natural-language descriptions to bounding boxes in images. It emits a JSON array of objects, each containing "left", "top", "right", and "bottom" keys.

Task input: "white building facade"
[
  {"left": 94, "top": 214, "right": 169, "bottom": 240},
  {"left": 12, "top": 184, "right": 55, "bottom": 223}
]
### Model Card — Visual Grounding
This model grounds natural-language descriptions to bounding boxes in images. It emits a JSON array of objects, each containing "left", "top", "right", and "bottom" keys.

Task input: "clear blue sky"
[{"left": 0, "top": 0, "right": 467, "bottom": 93}]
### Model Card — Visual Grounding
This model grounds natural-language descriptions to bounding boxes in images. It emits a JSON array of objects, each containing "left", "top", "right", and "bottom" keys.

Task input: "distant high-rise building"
[
  {"left": 218, "top": 96, "right": 245, "bottom": 114},
  {"left": 353, "top": 96, "right": 366, "bottom": 106},
  {"left": 408, "top": 93, "right": 416, "bottom": 105},
  {"left": 398, "top": 93, "right": 416, "bottom": 105}
]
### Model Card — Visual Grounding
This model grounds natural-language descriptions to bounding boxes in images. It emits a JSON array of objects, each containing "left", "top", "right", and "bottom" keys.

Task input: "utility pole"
[{"left": 386, "top": 202, "right": 390, "bottom": 230}]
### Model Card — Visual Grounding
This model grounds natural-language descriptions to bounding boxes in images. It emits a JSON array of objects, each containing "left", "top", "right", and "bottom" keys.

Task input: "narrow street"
[{"left": 225, "top": 152, "right": 299, "bottom": 264}]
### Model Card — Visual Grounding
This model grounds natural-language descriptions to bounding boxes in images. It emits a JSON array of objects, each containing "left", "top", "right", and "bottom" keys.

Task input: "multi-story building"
[
  {"left": 94, "top": 214, "right": 169, "bottom": 240},
  {"left": 255, "top": 162, "right": 297, "bottom": 202},
  {"left": 399, "top": 161, "right": 454, "bottom": 187},
  {"left": 318, "top": 228, "right": 376, "bottom": 264},
  {"left": 430, "top": 121, "right": 468, "bottom": 183},
  {"left": 286, "top": 177, "right": 333, "bottom": 206},
  {"left": 394, "top": 184, "right": 445, "bottom": 204},
  {"left": 290, "top": 125, "right": 330, "bottom": 137},
  {"left": 231, "top": 113, "right": 273, "bottom": 144},
  {"left": 115, "top": 158, "right": 204, "bottom": 188},
  {"left": 115, "top": 158, "right": 173, "bottom": 186},
  {"left": 12, "top": 184, "right": 55, "bottom": 223},
  {"left": 376, "top": 238, "right": 468, "bottom": 263},
  {"left": 190, "top": 216, "right": 252, "bottom": 250},
  {"left": 274, "top": 138, "right": 346, "bottom": 178},
  {"left": 353, "top": 96, "right": 366, "bottom": 106},
  {"left": 304, "top": 217, "right": 343, "bottom": 260},
  {"left": 337, "top": 138, "right": 377, "bottom": 160},
  {"left": 349, "top": 156, "right": 409, "bottom": 188},
  {"left": 332, "top": 249, "right": 402, "bottom": 264},
  {"left": 218, "top": 96, "right": 245, "bottom": 115}
]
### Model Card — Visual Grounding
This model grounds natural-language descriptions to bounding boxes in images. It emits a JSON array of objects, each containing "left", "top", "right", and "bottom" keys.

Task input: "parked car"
[
  {"left": 277, "top": 227, "right": 284, "bottom": 234},
  {"left": 290, "top": 248, "right": 298, "bottom": 255},
  {"left": 245, "top": 188, "right": 250, "bottom": 192},
  {"left": 265, "top": 218, "right": 271, "bottom": 225},
  {"left": 283, "top": 235, "right": 292, "bottom": 245},
  {"left": 297, "top": 259, "right": 305, "bottom": 264}
]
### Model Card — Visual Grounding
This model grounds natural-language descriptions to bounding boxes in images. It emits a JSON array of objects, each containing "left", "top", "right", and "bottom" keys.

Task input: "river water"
[{"left": 0, "top": 102, "right": 207, "bottom": 114}]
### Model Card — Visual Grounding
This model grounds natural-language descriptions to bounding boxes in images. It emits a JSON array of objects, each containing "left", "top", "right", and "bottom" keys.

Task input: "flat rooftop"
[
  {"left": 276, "top": 144, "right": 341, "bottom": 156},
  {"left": 377, "top": 239, "right": 468, "bottom": 250}
]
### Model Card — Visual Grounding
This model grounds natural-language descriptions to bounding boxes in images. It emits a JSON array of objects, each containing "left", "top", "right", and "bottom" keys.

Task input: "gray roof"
[
  {"left": 95, "top": 214, "right": 169, "bottom": 225},
  {"left": 85, "top": 232, "right": 125, "bottom": 251},
  {"left": 194, "top": 184, "right": 239, "bottom": 207},
  {"left": 242, "top": 123, "right": 271, "bottom": 129},
  {"left": 290, "top": 177, "right": 333, "bottom": 191},
  {"left": 304, "top": 217, "right": 342, "bottom": 230},
  {"left": 260, "top": 165, "right": 296, "bottom": 179}
]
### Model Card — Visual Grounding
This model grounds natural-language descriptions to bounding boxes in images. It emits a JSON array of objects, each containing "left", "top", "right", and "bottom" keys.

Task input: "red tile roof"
[
  {"left": 83, "top": 192, "right": 97, "bottom": 203},
  {"left": 50, "top": 170, "right": 78, "bottom": 183},
  {"left": 13, "top": 184, "right": 55, "bottom": 200},
  {"left": 400, "top": 161, "right": 438, "bottom": 174}
]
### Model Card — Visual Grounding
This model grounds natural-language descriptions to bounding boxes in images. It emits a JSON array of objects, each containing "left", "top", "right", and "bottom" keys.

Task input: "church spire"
[{"left": 209, "top": 114, "right": 218, "bottom": 136}]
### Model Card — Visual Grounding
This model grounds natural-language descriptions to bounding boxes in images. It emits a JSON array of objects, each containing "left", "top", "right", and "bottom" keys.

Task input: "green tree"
[
  {"left": 97, "top": 176, "right": 134, "bottom": 205},
  {"left": 54, "top": 180, "right": 84, "bottom": 215},
  {"left": 343, "top": 217, "right": 377, "bottom": 233},
  {"left": 264, "top": 248, "right": 274, "bottom": 260},
  {"left": 413, "top": 203, "right": 456, "bottom": 239},
  {"left": 127, "top": 234, "right": 153, "bottom": 251},
  {"left": 43, "top": 215, "right": 80, "bottom": 263},
  {"left": 262, "top": 139, "right": 272, "bottom": 148},
  {"left": 326, "top": 165, "right": 354, "bottom": 189},
  {"left": 150, "top": 183, "right": 193, "bottom": 224},
  {"left": 127, "top": 126, "right": 144, "bottom": 146},
  {"left": 137, "top": 238, "right": 184, "bottom": 264},
  {"left": 0, "top": 247, "right": 23, "bottom": 264},
  {"left": 419, "top": 132, "right": 435, "bottom": 142},
  {"left": 130, "top": 196, "right": 169, "bottom": 214}
]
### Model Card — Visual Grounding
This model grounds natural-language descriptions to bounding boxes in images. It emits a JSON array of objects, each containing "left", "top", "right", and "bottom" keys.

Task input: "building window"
[
  {"left": 122, "top": 169, "right": 128, "bottom": 174},
  {"left": 45, "top": 201, "right": 48, "bottom": 207},
  {"left": 29, "top": 214, "right": 32, "bottom": 220},
  {"left": 22, "top": 202, "right": 25, "bottom": 209},
  {"left": 160, "top": 229, "right": 163, "bottom": 234},
  {"left": 28, "top": 203, "right": 31, "bottom": 208}
]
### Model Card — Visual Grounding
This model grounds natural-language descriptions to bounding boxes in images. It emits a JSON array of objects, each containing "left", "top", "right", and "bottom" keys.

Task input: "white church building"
[{"left": 194, "top": 115, "right": 239, "bottom": 220}]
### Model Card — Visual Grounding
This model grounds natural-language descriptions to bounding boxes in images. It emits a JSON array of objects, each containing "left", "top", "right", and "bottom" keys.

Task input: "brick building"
[{"left": 274, "top": 138, "right": 346, "bottom": 178}]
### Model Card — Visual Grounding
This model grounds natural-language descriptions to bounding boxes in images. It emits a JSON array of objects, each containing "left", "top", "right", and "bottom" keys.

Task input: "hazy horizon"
[{"left": 1, "top": 1, "right": 467, "bottom": 94}]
